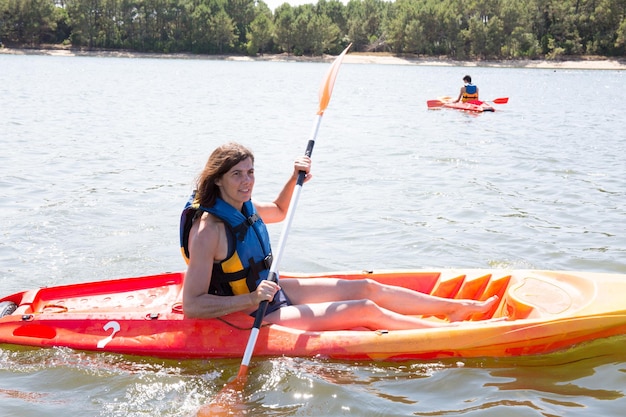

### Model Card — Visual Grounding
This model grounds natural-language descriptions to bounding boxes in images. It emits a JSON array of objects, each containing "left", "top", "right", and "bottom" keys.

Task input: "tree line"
[{"left": 1, "top": 0, "right": 626, "bottom": 59}]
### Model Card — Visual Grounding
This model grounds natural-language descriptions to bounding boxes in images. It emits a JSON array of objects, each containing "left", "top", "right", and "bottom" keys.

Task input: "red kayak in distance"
[
  {"left": 443, "top": 100, "right": 495, "bottom": 112},
  {"left": 427, "top": 96, "right": 509, "bottom": 113}
]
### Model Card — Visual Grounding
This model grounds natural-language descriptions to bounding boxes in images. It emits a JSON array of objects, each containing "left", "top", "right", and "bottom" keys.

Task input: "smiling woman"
[
  {"left": 180, "top": 143, "right": 312, "bottom": 320},
  {"left": 179, "top": 142, "right": 499, "bottom": 330}
]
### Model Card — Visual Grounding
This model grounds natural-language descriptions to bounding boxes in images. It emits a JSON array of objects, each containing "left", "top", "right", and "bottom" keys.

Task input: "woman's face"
[{"left": 215, "top": 157, "right": 255, "bottom": 208}]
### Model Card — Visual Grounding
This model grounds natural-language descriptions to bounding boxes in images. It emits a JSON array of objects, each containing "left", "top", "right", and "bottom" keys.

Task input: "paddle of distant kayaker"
[{"left": 181, "top": 142, "right": 499, "bottom": 331}]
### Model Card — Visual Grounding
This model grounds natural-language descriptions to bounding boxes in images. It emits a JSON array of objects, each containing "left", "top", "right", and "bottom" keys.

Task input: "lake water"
[{"left": 0, "top": 53, "right": 625, "bottom": 417}]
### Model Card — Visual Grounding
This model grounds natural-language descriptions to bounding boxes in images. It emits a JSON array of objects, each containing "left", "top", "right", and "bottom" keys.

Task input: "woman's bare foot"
[{"left": 447, "top": 295, "right": 500, "bottom": 322}]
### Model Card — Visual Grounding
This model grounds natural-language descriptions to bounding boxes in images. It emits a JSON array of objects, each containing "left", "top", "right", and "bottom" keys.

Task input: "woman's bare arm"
[
  {"left": 255, "top": 156, "right": 311, "bottom": 223},
  {"left": 182, "top": 217, "right": 260, "bottom": 318}
]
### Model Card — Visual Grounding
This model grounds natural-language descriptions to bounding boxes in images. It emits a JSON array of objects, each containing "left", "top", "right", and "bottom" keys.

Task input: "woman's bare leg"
[
  {"left": 280, "top": 278, "right": 498, "bottom": 322},
  {"left": 264, "top": 300, "right": 456, "bottom": 331}
]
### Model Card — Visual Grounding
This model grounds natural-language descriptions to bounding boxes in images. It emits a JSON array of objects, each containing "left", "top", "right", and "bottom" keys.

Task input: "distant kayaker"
[
  {"left": 454, "top": 75, "right": 479, "bottom": 103},
  {"left": 181, "top": 142, "right": 499, "bottom": 331}
]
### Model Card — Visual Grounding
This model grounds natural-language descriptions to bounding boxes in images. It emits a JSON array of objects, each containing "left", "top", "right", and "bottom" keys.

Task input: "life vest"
[
  {"left": 180, "top": 192, "right": 273, "bottom": 296},
  {"left": 462, "top": 84, "right": 478, "bottom": 102}
]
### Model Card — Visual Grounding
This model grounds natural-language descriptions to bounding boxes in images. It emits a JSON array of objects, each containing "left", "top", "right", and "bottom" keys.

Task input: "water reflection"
[
  {"left": 229, "top": 336, "right": 626, "bottom": 416},
  {"left": 1, "top": 335, "right": 626, "bottom": 416}
]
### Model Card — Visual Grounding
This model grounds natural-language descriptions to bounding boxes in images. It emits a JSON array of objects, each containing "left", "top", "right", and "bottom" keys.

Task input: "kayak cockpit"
[{"left": 2, "top": 272, "right": 185, "bottom": 316}]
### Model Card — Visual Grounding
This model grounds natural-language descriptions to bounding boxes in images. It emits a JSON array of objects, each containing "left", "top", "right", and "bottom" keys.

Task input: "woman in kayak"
[
  {"left": 454, "top": 75, "right": 479, "bottom": 103},
  {"left": 181, "top": 142, "right": 499, "bottom": 331}
]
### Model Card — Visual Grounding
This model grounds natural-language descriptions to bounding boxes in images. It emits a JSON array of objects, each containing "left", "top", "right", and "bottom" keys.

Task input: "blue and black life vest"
[
  {"left": 180, "top": 192, "right": 273, "bottom": 296},
  {"left": 462, "top": 84, "right": 478, "bottom": 102}
]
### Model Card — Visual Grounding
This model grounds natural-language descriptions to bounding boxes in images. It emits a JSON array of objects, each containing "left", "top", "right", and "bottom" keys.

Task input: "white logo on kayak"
[{"left": 97, "top": 321, "right": 121, "bottom": 349}]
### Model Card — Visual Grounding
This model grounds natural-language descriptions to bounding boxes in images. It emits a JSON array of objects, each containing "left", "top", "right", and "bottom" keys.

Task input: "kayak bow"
[{"left": 427, "top": 96, "right": 508, "bottom": 113}]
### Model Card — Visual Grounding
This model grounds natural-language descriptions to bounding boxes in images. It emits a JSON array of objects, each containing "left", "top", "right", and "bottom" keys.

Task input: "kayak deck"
[{"left": 1, "top": 269, "right": 626, "bottom": 360}]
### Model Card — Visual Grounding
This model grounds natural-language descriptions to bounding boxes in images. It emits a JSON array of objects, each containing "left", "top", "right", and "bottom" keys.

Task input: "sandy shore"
[{"left": 2, "top": 46, "right": 625, "bottom": 70}]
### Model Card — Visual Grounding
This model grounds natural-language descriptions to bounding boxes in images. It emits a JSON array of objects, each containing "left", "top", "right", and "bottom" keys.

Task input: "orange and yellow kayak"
[{"left": 1, "top": 269, "right": 625, "bottom": 360}]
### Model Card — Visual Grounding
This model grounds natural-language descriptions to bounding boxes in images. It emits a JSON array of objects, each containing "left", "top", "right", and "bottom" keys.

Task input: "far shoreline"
[{"left": 2, "top": 46, "right": 625, "bottom": 70}]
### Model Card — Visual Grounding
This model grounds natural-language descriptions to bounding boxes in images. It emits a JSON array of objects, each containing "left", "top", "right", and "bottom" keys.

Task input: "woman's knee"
[
  {"left": 350, "top": 299, "right": 386, "bottom": 329},
  {"left": 341, "top": 278, "right": 380, "bottom": 299},
  {"left": 350, "top": 299, "right": 383, "bottom": 316}
]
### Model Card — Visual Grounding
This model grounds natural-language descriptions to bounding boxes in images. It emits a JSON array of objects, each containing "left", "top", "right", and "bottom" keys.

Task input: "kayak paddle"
[
  {"left": 427, "top": 96, "right": 454, "bottom": 109},
  {"left": 469, "top": 98, "right": 509, "bottom": 105},
  {"left": 427, "top": 99, "right": 445, "bottom": 109},
  {"left": 476, "top": 97, "right": 509, "bottom": 104},
  {"left": 196, "top": 43, "right": 352, "bottom": 417}
]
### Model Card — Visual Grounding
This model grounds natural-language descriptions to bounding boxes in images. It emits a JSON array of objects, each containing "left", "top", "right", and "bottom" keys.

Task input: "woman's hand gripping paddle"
[{"left": 196, "top": 43, "right": 352, "bottom": 417}]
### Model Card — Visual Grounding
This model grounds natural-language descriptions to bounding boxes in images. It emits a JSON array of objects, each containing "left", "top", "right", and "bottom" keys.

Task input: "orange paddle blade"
[
  {"left": 427, "top": 99, "right": 444, "bottom": 108},
  {"left": 317, "top": 44, "right": 352, "bottom": 115},
  {"left": 492, "top": 97, "right": 509, "bottom": 104}
]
